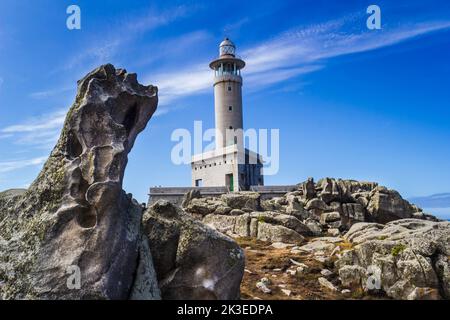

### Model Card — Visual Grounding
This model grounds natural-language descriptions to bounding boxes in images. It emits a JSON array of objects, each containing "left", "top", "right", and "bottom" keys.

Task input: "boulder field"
[{"left": 0, "top": 64, "right": 448, "bottom": 300}]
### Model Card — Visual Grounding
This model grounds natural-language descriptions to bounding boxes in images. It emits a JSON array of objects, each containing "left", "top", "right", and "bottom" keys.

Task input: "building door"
[{"left": 226, "top": 174, "right": 234, "bottom": 191}]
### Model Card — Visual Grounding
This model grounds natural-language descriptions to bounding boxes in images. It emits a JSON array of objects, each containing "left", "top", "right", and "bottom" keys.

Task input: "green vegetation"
[{"left": 391, "top": 244, "right": 407, "bottom": 256}]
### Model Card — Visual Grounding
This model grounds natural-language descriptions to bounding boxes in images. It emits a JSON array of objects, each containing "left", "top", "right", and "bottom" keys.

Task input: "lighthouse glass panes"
[{"left": 220, "top": 44, "right": 235, "bottom": 56}]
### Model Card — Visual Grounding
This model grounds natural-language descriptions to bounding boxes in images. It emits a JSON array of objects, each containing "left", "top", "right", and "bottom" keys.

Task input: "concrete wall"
[
  {"left": 191, "top": 147, "right": 238, "bottom": 189},
  {"left": 148, "top": 185, "right": 297, "bottom": 206},
  {"left": 148, "top": 186, "right": 228, "bottom": 206}
]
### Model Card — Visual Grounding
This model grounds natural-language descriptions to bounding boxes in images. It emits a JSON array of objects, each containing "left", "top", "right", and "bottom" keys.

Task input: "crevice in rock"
[
  {"left": 66, "top": 131, "right": 83, "bottom": 160},
  {"left": 123, "top": 103, "right": 138, "bottom": 137},
  {"left": 430, "top": 250, "right": 446, "bottom": 299},
  {"left": 77, "top": 206, "right": 97, "bottom": 228}
]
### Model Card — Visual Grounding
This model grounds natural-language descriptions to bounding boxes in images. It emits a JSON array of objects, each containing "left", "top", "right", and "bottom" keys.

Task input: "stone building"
[{"left": 191, "top": 38, "right": 264, "bottom": 191}]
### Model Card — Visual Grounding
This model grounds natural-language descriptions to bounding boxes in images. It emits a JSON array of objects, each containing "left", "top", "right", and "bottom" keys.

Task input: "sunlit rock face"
[{"left": 0, "top": 64, "right": 159, "bottom": 299}]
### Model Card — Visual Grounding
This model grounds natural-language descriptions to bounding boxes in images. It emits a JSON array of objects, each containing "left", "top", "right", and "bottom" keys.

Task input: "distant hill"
[{"left": 408, "top": 193, "right": 450, "bottom": 208}]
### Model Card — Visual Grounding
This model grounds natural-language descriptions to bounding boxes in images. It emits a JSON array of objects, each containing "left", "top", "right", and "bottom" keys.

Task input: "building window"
[
  {"left": 228, "top": 85, "right": 232, "bottom": 92},
  {"left": 229, "top": 126, "right": 233, "bottom": 129},
  {"left": 195, "top": 179, "right": 203, "bottom": 187},
  {"left": 228, "top": 106, "right": 232, "bottom": 112}
]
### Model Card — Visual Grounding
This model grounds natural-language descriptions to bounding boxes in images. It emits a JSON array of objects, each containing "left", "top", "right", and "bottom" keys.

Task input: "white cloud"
[
  {"left": 63, "top": 5, "right": 195, "bottom": 73},
  {"left": 0, "top": 156, "right": 47, "bottom": 173},
  {"left": 29, "top": 87, "right": 74, "bottom": 100},
  {"left": 0, "top": 109, "right": 66, "bottom": 149},
  {"left": 148, "top": 17, "right": 450, "bottom": 114}
]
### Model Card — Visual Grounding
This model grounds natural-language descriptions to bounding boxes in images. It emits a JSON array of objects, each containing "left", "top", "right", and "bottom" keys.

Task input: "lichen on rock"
[{"left": 0, "top": 64, "right": 158, "bottom": 299}]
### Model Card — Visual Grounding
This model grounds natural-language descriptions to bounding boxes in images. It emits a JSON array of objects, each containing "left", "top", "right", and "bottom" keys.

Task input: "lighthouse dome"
[{"left": 219, "top": 38, "right": 235, "bottom": 56}]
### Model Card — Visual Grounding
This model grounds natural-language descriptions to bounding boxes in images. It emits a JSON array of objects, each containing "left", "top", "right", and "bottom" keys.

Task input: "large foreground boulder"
[
  {"left": 336, "top": 219, "right": 450, "bottom": 299},
  {"left": 143, "top": 200, "right": 245, "bottom": 300},
  {"left": 0, "top": 64, "right": 159, "bottom": 299}
]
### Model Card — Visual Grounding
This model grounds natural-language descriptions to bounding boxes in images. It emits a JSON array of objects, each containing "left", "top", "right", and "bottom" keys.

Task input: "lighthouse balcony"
[{"left": 213, "top": 74, "right": 242, "bottom": 85}]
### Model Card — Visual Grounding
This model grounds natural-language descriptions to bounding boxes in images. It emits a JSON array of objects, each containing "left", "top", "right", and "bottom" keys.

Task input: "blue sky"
[{"left": 0, "top": 0, "right": 449, "bottom": 218}]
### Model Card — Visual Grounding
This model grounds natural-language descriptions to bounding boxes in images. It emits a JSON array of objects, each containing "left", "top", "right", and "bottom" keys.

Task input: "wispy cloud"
[
  {"left": 63, "top": 5, "right": 196, "bottom": 73},
  {"left": 0, "top": 109, "right": 66, "bottom": 149},
  {"left": 29, "top": 87, "right": 73, "bottom": 100},
  {"left": 149, "top": 17, "right": 450, "bottom": 113},
  {"left": 0, "top": 156, "right": 47, "bottom": 173}
]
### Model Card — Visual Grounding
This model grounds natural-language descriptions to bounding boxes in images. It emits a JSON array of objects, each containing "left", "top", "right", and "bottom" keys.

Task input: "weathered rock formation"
[
  {"left": 184, "top": 178, "right": 437, "bottom": 243},
  {"left": 143, "top": 200, "right": 245, "bottom": 299},
  {"left": 336, "top": 219, "right": 450, "bottom": 299},
  {"left": 0, "top": 64, "right": 159, "bottom": 299}
]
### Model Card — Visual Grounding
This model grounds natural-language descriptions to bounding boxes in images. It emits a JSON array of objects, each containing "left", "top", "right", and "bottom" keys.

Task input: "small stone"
[
  {"left": 321, "top": 269, "right": 333, "bottom": 277},
  {"left": 256, "top": 279, "right": 272, "bottom": 294},
  {"left": 290, "top": 259, "right": 308, "bottom": 269},
  {"left": 286, "top": 269, "right": 297, "bottom": 276},
  {"left": 271, "top": 242, "right": 295, "bottom": 249},
  {"left": 281, "top": 289, "right": 292, "bottom": 296},
  {"left": 327, "top": 228, "right": 341, "bottom": 237},
  {"left": 318, "top": 277, "right": 338, "bottom": 292},
  {"left": 296, "top": 266, "right": 307, "bottom": 274},
  {"left": 341, "top": 289, "right": 351, "bottom": 296}
]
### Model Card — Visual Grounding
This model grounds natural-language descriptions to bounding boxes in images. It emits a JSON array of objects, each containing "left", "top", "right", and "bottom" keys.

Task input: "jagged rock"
[
  {"left": 0, "top": 64, "right": 158, "bottom": 300},
  {"left": 261, "top": 198, "right": 283, "bottom": 211},
  {"left": 285, "top": 194, "right": 308, "bottom": 219},
  {"left": 327, "top": 228, "right": 341, "bottom": 237},
  {"left": 214, "top": 206, "right": 232, "bottom": 215},
  {"left": 366, "top": 186, "right": 416, "bottom": 223},
  {"left": 221, "top": 192, "right": 261, "bottom": 211},
  {"left": 143, "top": 200, "right": 244, "bottom": 300},
  {"left": 257, "top": 222, "right": 304, "bottom": 244},
  {"left": 338, "top": 265, "right": 366, "bottom": 287},
  {"left": 317, "top": 178, "right": 343, "bottom": 204},
  {"left": 185, "top": 198, "right": 222, "bottom": 216},
  {"left": 300, "top": 177, "right": 316, "bottom": 200},
  {"left": 320, "top": 212, "right": 341, "bottom": 224},
  {"left": 337, "top": 219, "right": 450, "bottom": 299},
  {"left": 250, "top": 212, "right": 311, "bottom": 236},
  {"left": 305, "top": 218, "right": 323, "bottom": 236},
  {"left": 305, "top": 198, "right": 328, "bottom": 212},
  {"left": 203, "top": 214, "right": 236, "bottom": 235},
  {"left": 341, "top": 203, "right": 366, "bottom": 227},
  {"left": 181, "top": 189, "right": 201, "bottom": 208},
  {"left": 318, "top": 277, "right": 338, "bottom": 291},
  {"left": 298, "top": 237, "right": 341, "bottom": 254},
  {"left": 256, "top": 278, "right": 271, "bottom": 294}
]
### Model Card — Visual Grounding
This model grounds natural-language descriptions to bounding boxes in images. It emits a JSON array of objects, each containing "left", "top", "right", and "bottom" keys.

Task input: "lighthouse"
[
  {"left": 191, "top": 38, "right": 264, "bottom": 191},
  {"left": 209, "top": 38, "right": 245, "bottom": 149}
]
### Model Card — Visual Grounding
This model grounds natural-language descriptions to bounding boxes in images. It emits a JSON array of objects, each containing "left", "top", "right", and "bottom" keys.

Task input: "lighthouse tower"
[
  {"left": 191, "top": 38, "right": 264, "bottom": 191},
  {"left": 209, "top": 38, "right": 246, "bottom": 149}
]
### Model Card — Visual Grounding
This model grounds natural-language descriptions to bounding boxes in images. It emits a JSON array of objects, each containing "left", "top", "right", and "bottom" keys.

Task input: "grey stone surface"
[
  {"left": 0, "top": 64, "right": 158, "bottom": 299},
  {"left": 337, "top": 219, "right": 450, "bottom": 299},
  {"left": 144, "top": 200, "right": 245, "bottom": 300}
]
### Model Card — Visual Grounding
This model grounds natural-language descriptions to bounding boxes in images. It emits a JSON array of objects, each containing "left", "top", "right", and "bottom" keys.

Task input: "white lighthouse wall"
[{"left": 214, "top": 74, "right": 243, "bottom": 149}]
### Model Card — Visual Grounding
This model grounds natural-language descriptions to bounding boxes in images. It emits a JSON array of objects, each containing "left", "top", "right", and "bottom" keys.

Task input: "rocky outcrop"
[
  {"left": 0, "top": 64, "right": 159, "bottom": 299},
  {"left": 143, "top": 200, "right": 245, "bottom": 299},
  {"left": 336, "top": 219, "right": 450, "bottom": 299},
  {"left": 193, "top": 178, "right": 436, "bottom": 242},
  {"left": 203, "top": 211, "right": 308, "bottom": 244}
]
